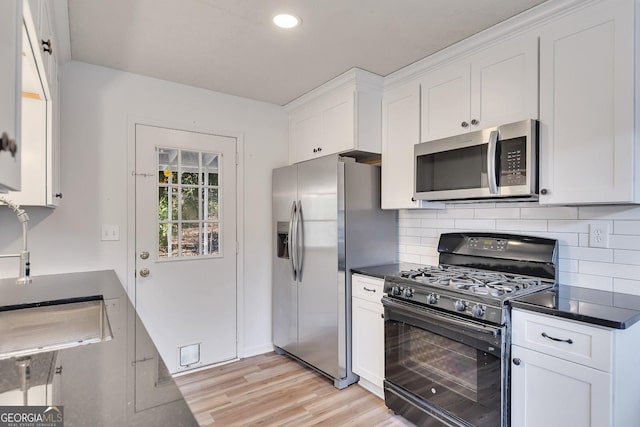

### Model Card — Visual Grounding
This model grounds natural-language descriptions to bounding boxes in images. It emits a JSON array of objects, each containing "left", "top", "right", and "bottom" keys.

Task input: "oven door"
[{"left": 382, "top": 297, "right": 507, "bottom": 427}]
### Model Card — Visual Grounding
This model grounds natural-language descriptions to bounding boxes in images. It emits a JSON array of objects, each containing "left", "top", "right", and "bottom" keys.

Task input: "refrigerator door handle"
[
  {"left": 296, "top": 200, "right": 304, "bottom": 280},
  {"left": 288, "top": 201, "right": 297, "bottom": 281}
]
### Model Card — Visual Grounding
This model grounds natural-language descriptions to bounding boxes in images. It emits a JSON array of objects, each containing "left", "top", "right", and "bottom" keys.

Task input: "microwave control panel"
[{"left": 500, "top": 137, "right": 527, "bottom": 186}]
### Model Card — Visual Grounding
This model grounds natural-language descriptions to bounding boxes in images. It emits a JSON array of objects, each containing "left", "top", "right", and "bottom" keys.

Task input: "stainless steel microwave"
[{"left": 414, "top": 119, "right": 538, "bottom": 202}]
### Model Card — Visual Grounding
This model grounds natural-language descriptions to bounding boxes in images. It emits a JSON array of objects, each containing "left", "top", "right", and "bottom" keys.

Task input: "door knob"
[
  {"left": 139, "top": 268, "right": 150, "bottom": 277},
  {"left": 140, "top": 251, "right": 149, "bottom": 260}
]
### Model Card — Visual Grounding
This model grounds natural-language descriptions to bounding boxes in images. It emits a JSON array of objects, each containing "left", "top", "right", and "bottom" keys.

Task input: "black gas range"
[{"left": 382, "top": 232, "right": 558, "bottom": 427}]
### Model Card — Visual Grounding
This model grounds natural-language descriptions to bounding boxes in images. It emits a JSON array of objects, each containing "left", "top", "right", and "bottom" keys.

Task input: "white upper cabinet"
[
  {"left": 0, "top": 0, "right": 23, "bottom": 192},
  {"left": 287, "top": 68, "right": 382, "bottom": 164},
  {"left": 381, "top": 81, "right": 422, "bottom": 209},
  {"left": 538, "top": 0, "right": 636, "bottom": 205},
  {"left": 421, "top": 33, "right": 538, "bottom": 142},
  {"left": 8, "top": 0, "right": 61, "bottom": 206}
]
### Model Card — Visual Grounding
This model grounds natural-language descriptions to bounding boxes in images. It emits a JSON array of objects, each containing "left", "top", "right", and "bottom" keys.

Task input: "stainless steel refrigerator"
[{"left": 272, "top": 154, "right": 397, "bottom": 389}]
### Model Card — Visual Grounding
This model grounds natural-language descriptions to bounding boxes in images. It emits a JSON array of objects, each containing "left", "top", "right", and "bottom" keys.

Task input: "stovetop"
[
  {"left": 398, "top": 264, "right": 551, "bottom": 299},
  {"left": 384, "top": 264, "right": 556, "bottom": 325}
]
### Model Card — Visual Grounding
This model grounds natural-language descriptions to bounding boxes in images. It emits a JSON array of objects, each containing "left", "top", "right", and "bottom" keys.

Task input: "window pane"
[
  {"left": 158, "top": 186, "right": 178, "bottom": 221},
  {"left": 202, "top": 153, "right": 219, "bottom": 186},
  {"left": 181, "top": 187, "right": 200, "bottom": 221},
  {"left": 158, "top": 148, "right": 178, "bottom": 184},
  {"left": 181, "top": 223, "right": 200, "bottom": 256},
  {"left": 159, "top": 223, "right": 178, "bottom": 258},
  {"left": 181, "top": 151, "right": 200, "bottom": 185},
  {"left": 203, "top": 188, "right": 219, "bottom": 220},
  {"left": 203, "top": 223, "right": 219, "bottom": 255}
]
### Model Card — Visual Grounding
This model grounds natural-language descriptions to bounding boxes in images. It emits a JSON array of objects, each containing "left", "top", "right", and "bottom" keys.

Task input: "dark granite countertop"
[
  {"left": 510, "top": 285, "right": 640, "bottom": 330},
  {"left": 351, "top": 262, "right": 426, "bottom": 280},
  {"left": 0, "top": 271, "right": 197, "bottom": 426}
]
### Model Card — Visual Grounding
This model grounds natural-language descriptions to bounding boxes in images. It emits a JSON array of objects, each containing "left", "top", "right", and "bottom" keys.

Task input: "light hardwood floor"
[{"left": 174, "top": 352, "right": 415, "bottom": 426}]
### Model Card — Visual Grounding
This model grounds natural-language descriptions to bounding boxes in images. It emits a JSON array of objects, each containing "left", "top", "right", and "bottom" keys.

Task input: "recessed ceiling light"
[{"left": 273, "top": 14, "right": 301, "bottom": 29}]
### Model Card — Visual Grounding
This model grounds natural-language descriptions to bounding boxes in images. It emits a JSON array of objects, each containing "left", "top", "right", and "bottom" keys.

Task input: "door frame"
[{"left": 126, "top": 115, "right": 246, "bottom": 360}]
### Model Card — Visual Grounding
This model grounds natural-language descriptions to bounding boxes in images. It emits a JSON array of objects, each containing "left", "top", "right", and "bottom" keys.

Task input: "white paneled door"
[{"left": 135, "top": 124, "right": 237, "bottom": 375}]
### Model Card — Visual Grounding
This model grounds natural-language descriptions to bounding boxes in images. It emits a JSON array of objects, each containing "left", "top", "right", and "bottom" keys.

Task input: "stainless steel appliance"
[
  {"left": 414, "top": 120, "right": 538, "bottom": 202},
  {"left": 272, "top": 154, "right": 397, "bottom": 389},
  {"left": 383, "top": 232, "right": 558, "bottom": 426}
]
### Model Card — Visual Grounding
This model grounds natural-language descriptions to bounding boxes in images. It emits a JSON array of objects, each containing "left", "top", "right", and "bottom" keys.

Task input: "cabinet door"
[
  {"left": 352, "top": 297, "right": 384, "bottom": 392},
  {"left": 321, "top": 87, "right": 354, "bottom": 155},
  {"left": 290, "top": 108, "right": 323, "bottom": 163},
  {"left": 420, "top": 61, "right": 470, "bottom": 142},
  {"left": 0, "top": 0, "right": 22, "bottom": 192},
  {"left": 381, "top": 82, "right": 422, "bottom": 209},
  {"left": 539, "top": 0, "right": 635, "bottom": 204},
  {"left": 470, "top": 34, "right": 538, "bottom": 130},
  {"left": 511, "top": 345, "right": 611, "bottom": 427}
]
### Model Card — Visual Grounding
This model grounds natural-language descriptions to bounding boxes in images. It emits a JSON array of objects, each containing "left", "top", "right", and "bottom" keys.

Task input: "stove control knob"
[
  {"left": 390, "top": 286, "right": 401, "bottom": 296},
  {"left": 472, "top": 305, "right": 485, "bottom": 317},
  {"left": 454, "top": 300, "right": 467, "bottom": 312},
  {"left": 426, "top": 293, "right": 438, "bottom": 304},
  {"left": 402, "top": 287, "right": 414, "bottom": 298}
]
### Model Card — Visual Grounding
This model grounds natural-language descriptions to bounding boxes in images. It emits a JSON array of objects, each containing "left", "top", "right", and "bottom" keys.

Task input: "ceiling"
[{"left": 68, "top": 0, "right": 547, "bottom": 106}]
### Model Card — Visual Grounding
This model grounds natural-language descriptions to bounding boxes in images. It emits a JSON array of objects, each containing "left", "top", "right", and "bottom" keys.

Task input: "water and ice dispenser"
[{"left": 276, "top": 221, "right": 290, "bottom": 259}]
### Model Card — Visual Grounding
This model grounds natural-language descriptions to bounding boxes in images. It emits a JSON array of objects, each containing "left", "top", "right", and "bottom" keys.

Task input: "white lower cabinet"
[
  {"left": 351, "top": 273, "right": 384, "bottom": 398},
  {"left": 511, "top": 308, "right": 640, "bottom": 427},
  {"left": 511, "top": 344, "right": 611, "bottom": 427}
]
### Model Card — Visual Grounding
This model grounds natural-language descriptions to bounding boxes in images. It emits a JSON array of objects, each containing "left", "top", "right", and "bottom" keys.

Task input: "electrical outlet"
[
  {"left": 101, "top": 224, "right": 120, "bottom": 241},
  {"left": 589, "top": 223, "right": 610, "bottom": 248}
]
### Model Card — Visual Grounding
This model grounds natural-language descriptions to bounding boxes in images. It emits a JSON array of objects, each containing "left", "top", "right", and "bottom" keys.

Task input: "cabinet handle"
[
  {"left": 313, "top": 148, "right": 317, "bottom": 153},
  {"left": 471, "top": 119, "right": 479, "bottom": 126},
  {"left": 541, "top": 332, "right": 573, "bottom": 344},
  {"left": 55, "top": 193, "right": 63, "bottom": 199},
  {"left": 461, "top": 121, "right": 469, "bottom": 128},
  {"left": 411, "top": 197, "right": 416, "bottom": 202},
  {"left": 42, "top": 39, "right": 52, "bottom": 55},
  {"left": 540, "top": 188, "right": 549, "bottom": 195},
  {"left": 1, "top": 132, "right": 18, "bottom": 158},
  {"left": 381, "top": 313, "right": 384, "bottom": 319},
  {"left": 55, "top": 366, "right": 63, "bottom": 375},
  {"left": 363, "top": 287, "right": 376, "bottom": 293},
  {"left": 317, "top": 147, "right": 322, "bottom": 152},
  {"left": 512, "top": 358, "right": 521, "bottom": 366}
]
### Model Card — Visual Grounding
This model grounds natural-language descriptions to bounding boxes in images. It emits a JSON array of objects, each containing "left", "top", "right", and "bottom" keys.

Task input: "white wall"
[
  {"left": 0, "top": 60, "right": 288, "bottom": 357},
  {"left": 398, "top": 203, "right": 640, "bottom": 294}
]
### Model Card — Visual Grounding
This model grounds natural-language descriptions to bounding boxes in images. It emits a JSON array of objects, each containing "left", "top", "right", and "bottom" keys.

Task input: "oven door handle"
[{"left": 382, "top": 297, "right": 503, "bottom": 338}]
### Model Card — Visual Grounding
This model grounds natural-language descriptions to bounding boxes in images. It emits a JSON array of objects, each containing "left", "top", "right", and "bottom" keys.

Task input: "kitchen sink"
[{"left": 0, "top": 296, "right": 113, "bottom": 360}]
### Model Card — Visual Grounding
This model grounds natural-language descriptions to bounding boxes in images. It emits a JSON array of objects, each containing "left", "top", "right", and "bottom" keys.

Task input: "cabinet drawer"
[
  {"left": 352, "top": 274, "right": 384, "bottom": 303},
  {"left": 512, "top": 309, "right": 612, "bottom": 371}
]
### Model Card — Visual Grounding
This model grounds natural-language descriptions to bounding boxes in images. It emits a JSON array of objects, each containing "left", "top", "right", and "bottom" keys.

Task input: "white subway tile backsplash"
[
  {"left": 399, "top": 235, "right": 421, "bottom": 245},
  {"left": 399, "top": 218, "right": 424, "bottom": 228},
  {"left": 454, "top": 219, "right": 496, "bottom": 230},
  {"left": 521, "top": 206, "right": 578, "bottom": 220},
  {"left": 559, "top": 272, "right": 613, "bottom": 291},
  {"left": 614, "top": 221, "right": 640, "bottom": 235},
  {"left": 579, "top": 205, "right": 640, "bottom": 220},
  {"left": 609, "top": 235, "right": 640, "bottom": 250},
  {"left": 422, "top": 219, "right": 455, "bottom": 228},
  {"left": 559, "top": 246, "right": 614, "bottom": 263},
  {"left": 558, "top": 259, "right": 578, "bottom": 273},
  {"left": 496, "top": 219, "right": 547, "bottom": 232},
  {"left": 436, "top": 208, "right": 475, "bottom": 219},
  {"left": 474, "top": 207, "right": 520, "bottom": 219},
  {"left": 613, "top": 278, "right": 640, "bottom": 296},
  {"left": 548, "top": 220, "right": 591, "bottom": 233},
  {"left": 399, "top": 204, "right": 640, "bottom": 293},
  {"left": 614, "top": 250, "right": 640, "bottom": 266},
  {"left": 580, "top": 261, "right": 640, "bottom": 280}
]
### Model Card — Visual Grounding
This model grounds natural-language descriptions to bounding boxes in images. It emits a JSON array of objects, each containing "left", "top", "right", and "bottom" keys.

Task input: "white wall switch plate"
[
  {"left": 589, "top": 223, "right": 610, "bottom": 248},
  {"left": 101, "top": 224, "right": 120, "bottom": 241}
]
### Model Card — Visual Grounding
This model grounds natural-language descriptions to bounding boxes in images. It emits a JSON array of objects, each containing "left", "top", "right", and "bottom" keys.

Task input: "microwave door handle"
[
  {"left": 288, "top": 201, "right": 297, "bottom": 281},
  {"left": 488, "top": 130, "right": 499, "bottom": 194}
]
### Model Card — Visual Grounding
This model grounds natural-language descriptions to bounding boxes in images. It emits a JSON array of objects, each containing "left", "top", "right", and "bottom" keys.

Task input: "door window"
[{"left": 157, "top": 148, "right": 221, "bottom": 259}]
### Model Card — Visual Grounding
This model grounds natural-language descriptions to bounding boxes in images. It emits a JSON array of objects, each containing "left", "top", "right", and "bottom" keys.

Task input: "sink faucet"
[{"left": 0, "top": 196, "right": 31, "bottom": 284}]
